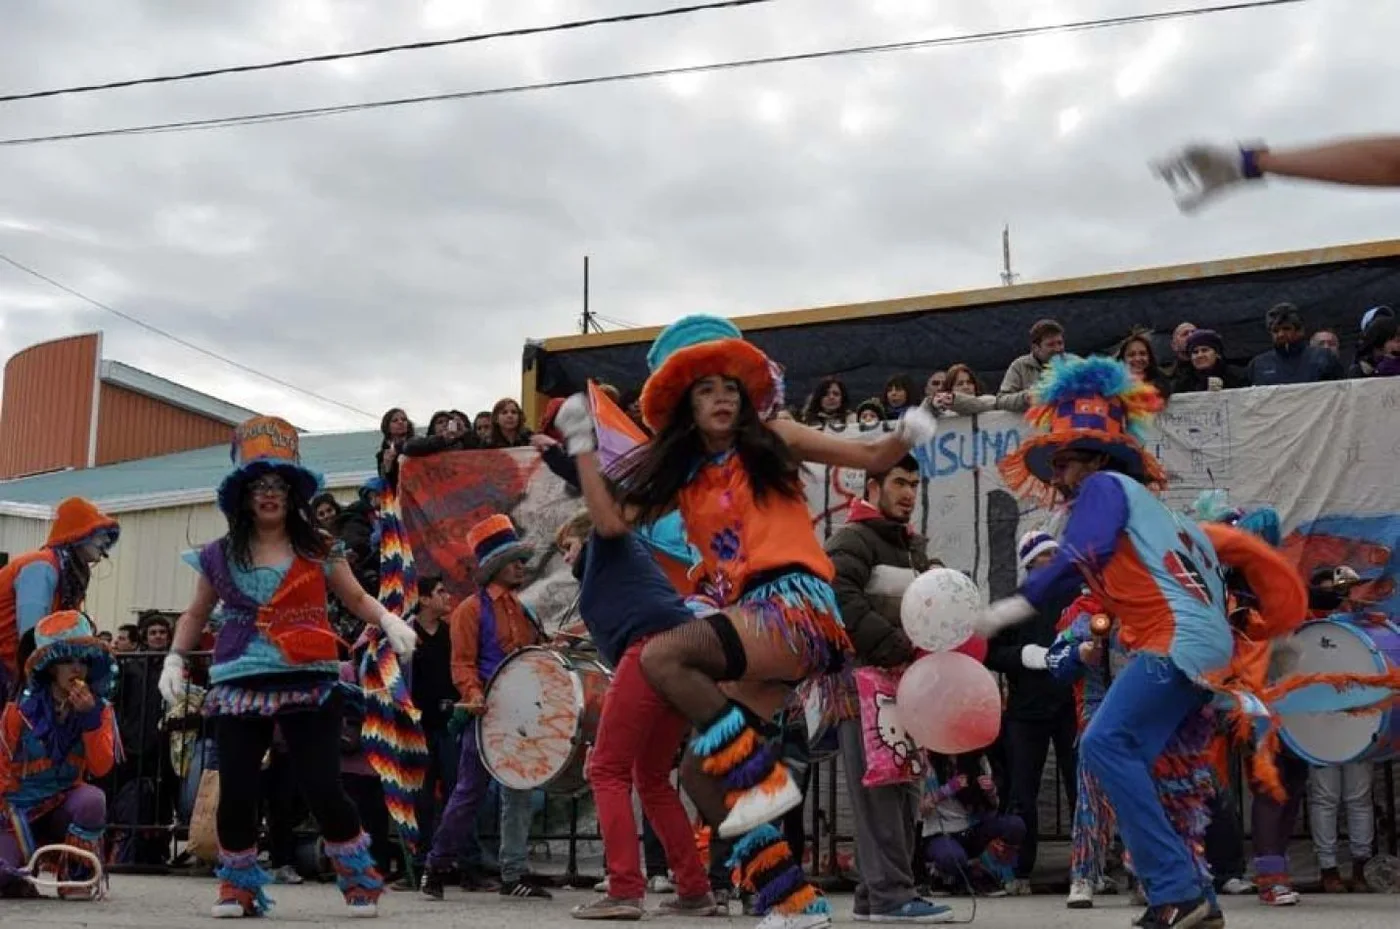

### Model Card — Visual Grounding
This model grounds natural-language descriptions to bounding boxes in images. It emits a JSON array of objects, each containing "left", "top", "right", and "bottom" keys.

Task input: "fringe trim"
[
  {"left": 997, "top": 431, "right": 1167, "bottom": 507},
  {"left": 215, "top": 846, "right": 274, "bottom": 916},
  {"left": 324, "top": 832, "right": 385, "bottom": 898},
  {"left": 693, "top": 704, "right": 748, "bottom": 760},
  {"left": 724, "top": 823, "right": 823, "bottom": 916}
]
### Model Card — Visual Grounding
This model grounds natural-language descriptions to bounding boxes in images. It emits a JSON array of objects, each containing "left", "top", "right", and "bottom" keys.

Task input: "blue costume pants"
[{"left": 1080, "top": 654, "right": 1210, "bottom": 906}]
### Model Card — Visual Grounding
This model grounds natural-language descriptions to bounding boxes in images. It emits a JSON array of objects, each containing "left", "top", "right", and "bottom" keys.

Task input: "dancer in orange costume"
[{"left": 552, "top": 314, "right": 938, "bottom": 929}]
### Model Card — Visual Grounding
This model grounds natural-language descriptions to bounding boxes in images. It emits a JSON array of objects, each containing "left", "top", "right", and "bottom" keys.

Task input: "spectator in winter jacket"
[
  {"left": 984, "top": 531, "right": 1078, "bottom": 893},
  {"left": 881, "top": 375, "right": 914, "bottom": 421},
  {"left": 1349, "top": 314, "right": 1400, "bottom": 378},
  {"left": 800, "top": 376, "right": 854, "bottom": 427},
  {"left": 487, "top": 399, "right": 532, "bottom": 448},
  {"left": 998, "top": 319, "right": 1073, "bottom": 411},
  {"left": 403, "top": 410, "right": 480, "bottom": 459},
  {"left": 825, "top": 454, "right": 950, "bottom": 923},
  {"left": 1247, "top": 303, "right": 1344, "bottom": 386},
  {"left": 1173, "top": 329, "right": 1247, "bottom": 394}
]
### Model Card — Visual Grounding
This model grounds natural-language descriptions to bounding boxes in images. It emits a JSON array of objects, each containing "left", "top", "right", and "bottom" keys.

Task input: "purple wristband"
[{"left": 1241, "top": 147, "right": 1266, "bottom": 180}]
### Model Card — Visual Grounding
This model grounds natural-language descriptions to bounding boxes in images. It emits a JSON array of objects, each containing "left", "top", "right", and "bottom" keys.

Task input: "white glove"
[
  {"left": 895, "top": 405, "right": 938, "bottom": 448},
  {"left": 378, "top": 611, "right": 419, "bottom": 659},
  {"left": 158, "top": 653, "right": 188, "bottom": 707},
  {"left": 1020, "top": 644, "right": 1049, "bottom": 671},
  {"left": 1152, "top": 143, "right": 1265, "bottom": 213},
  {"left": 554, "top": 393, "right": 597, "bottom": 456},
  {"left": 971, "top": 595, "right": 1036, "bottom": 638}
]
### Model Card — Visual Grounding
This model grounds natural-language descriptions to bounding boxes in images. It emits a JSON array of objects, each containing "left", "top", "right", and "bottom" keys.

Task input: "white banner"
[{"left": 804, "top": 380, "right": 1400, "bottom": 614}]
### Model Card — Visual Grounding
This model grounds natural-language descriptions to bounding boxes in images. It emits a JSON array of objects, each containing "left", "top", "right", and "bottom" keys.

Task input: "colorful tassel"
[
  {"left": 324, "top": 831, "right": 385, "bottom": 903},
  {"left": 693, "top": 704, "right": 747, "bottom": 760},
  {"left": 724, "top": 823, "right": 824, "bottom": 916},
  {"left": 215, "top": 847, "right": 274, "bottom": 916}
]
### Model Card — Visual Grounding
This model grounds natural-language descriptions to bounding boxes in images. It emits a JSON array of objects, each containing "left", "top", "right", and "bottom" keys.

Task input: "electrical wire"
[
  {"left": 0, "top": 0, "right": 1313, "bottom": 148},
  {"left": 0, "top": 250, "right": 376, "bottom": 420},
  {"left": 0, "top": 0, "right": 782, "bottom": 104}
]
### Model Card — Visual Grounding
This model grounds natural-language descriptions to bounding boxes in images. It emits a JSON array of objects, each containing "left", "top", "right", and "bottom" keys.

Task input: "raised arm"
[
  {"left": 1257, "top": 137, "right": 1400, "bottom": 187},
  {"left": 769, "top": 409, "right": 936, "bottom": 474}
]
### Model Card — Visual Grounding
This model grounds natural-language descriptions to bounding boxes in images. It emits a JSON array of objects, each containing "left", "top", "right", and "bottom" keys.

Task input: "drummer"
[{"left": 420, "top": 514, "right": 552, "bottom": 902}]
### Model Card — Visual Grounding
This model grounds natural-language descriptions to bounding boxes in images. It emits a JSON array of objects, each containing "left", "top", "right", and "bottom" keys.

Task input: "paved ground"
[{"left": 3, "top": 877, "right": 1397, "bottom": 929}]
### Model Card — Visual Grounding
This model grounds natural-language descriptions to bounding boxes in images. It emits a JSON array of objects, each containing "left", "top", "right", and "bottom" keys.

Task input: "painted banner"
[{"left": 398, "top": 379, "right": 1400, "bottom": 630}]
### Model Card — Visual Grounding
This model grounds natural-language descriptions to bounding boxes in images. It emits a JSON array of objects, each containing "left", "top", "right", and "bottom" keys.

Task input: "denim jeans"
[
  {"left": 497, "top": 785, "right": 535, "bottom": 883},
  {"left": 1308, "top": 762, "right": 1374, "bottom": 869}
]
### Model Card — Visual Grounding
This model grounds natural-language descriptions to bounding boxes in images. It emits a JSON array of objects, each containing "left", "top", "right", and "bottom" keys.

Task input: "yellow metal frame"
[{"left": 521, "top": 237, "right": 1400, "bottom": 426}]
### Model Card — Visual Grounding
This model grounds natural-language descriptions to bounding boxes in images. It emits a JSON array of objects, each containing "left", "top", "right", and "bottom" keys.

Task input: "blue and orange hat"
[
  {"left": 24, "top": 610, "right": 116, "bottom": 698},
  {"left": 466, "top": 514, "right": 533, "bottom": 584},
  {"left": 639, "top": 315, "right": 776, "bottom": 433},
  {"left": 216, "top": 416, "right": 324, "bottom": 519},
  {"left": 999, "top": 355, "right": 1167, "bottom": 506}
]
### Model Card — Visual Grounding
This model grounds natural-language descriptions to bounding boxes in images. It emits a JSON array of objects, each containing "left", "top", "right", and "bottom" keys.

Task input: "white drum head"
[
  {"left": 478, "top": 649, "right": 583, "bottom": 790},
  {"left": 1279, "top": 621, "right": 1384, "bottom": 765}
]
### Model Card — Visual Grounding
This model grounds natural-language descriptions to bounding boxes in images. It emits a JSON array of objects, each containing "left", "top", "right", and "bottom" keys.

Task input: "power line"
[
  {"left": 0, "top": 0, "right": 1312, "bottom": 148},
  {"left": 0, "top": 0, "right": 781, "bottom": 105},
  {"left": 0, "top": 251, "right": 376, "bottom": 420}
]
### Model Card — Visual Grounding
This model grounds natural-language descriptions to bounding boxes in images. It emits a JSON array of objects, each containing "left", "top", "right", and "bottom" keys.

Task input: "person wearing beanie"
[
  {"left": 1246, "top": 304, "right": 1343, "bottom": 387},
  {"left": 1349, "top": 314, "right": 1400, "bottom": 379},
  {"left": 983, "top": 530, "right": 1079, "bottom": 894},
  {"left": 1173, "top": 330, "right": 1246, "bottom": 394},
  {"left": 0, "top": 498, "right": 119, "bottom": 705}
]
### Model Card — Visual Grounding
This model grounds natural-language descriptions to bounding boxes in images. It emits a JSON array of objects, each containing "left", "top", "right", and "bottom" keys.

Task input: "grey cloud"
[{"left": 0, "top": 0, "right": 1396, "bottom": 431}]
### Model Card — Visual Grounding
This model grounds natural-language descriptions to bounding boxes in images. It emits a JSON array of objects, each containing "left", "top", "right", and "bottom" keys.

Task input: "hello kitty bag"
[{"left": 855, "top": 666, "right": 926, "bottom": 787}]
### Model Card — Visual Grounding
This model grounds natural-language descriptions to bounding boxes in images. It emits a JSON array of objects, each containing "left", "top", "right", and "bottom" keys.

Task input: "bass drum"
[
  {"left": 477, "top": 646, "right": 611, "bottom": 795},
  {"left": 1278, "top": 617, "right": 1400, "bottom": 765}
]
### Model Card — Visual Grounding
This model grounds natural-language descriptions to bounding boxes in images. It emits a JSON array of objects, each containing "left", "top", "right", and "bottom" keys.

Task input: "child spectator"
[
  {"left": 920, "top": 751, "right": 1023, "bottom": 897},
  {"left": 881, "top": 375, "right": 914, "bottom": 420}
]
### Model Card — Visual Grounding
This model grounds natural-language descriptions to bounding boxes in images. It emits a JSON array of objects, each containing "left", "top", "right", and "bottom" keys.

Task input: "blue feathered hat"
[
  {"left": 639, "top": 315, "right": 776, "bottom": 432},
  {"left": 23, "top": 610, "right": 116, "bottom": 699},
  {"left": 999, "top": 356, "right": 1167, "bottom": 505},
  {"left": 1191, "top": 489, "right": 1282, "bottom": 546},
  {"left": 216, "top": 416, "right": 324, "bottom": 519}
]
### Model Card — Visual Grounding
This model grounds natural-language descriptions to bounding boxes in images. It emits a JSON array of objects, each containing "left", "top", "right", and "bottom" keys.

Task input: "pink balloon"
[
  {"left": 896, "top": 653, "right": 1001, "bottom": 754},
  {"left": 952, "top": 635, "right": 988, "bottom": 664}
]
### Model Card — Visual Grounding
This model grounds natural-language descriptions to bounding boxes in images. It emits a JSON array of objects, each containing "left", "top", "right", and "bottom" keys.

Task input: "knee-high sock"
[{"left": 60, "top": 823, "right": 103, "bottom": 883}]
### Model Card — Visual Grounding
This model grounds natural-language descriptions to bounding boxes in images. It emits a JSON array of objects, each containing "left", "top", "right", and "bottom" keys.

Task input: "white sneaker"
[
  {"left": 1005, "top": 878, "right": 1032, "bottom": 896},
  {"left": 594, "top": 877, "right": 610, "bottom": 893},
  {"left": 755, "top": 910, "right": 833, "bottom": 929},
  {"left": 346, "top": 898, "right": 379, "bottom": 918},
  {"left": 1067, "top": 880, "right": 1093, "bottom": 909},
  {"left": 647, "top": 874, "right": 675, "bottom": 893},
  {"left": 718, "top": 766, "right": 804, "bottom": 838},
  {"left": 1219, "top": 877, "right": 1255, "bottom": 895},
  {"left": 272, "top": 865, "right": 304, "bottom": 885}
]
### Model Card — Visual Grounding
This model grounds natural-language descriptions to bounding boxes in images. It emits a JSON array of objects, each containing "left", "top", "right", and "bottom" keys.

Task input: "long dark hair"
[
  {"left": 615, "top": 378, "right": 804, "bottom": 525},
  {"left": 225, "top": 472, "right": 330, "bottom": 569},
  {"left": 801, "top": 376, "right": 850, "bottom": 425}
]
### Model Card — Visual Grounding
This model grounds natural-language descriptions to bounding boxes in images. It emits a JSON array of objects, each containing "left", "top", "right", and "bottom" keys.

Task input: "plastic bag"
[{"left": 855, "top": 666, "right": 926, "bottom": 787}]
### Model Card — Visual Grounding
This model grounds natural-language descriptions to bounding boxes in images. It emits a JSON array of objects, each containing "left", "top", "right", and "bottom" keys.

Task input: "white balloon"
[{"left": 900, "top": 568, "right": 983, "bottom": 652}]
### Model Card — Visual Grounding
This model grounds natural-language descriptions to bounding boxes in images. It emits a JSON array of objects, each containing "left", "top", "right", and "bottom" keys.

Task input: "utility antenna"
[
  {"left": 1000, "top": 223, "right": 1019, "bottom": 287},
  {"left": 580, "top": 255, "right": 600, "bottom": 334}
]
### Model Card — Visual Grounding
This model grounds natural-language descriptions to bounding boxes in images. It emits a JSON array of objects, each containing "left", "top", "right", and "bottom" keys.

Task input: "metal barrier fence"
[{"left": 100, "top": 650, "right": 1398, "bottom": 880}]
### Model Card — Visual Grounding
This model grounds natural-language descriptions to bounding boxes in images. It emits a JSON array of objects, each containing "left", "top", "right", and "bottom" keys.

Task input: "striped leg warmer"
[
  {"left": 324, "top": 832, "right": 385, "bottom": 907},
  {"left": 726, "top": 823, "right": 829, "bottom": 917},
  {"left": 692, "top": 703, "right": 786, "bottom": 807}
]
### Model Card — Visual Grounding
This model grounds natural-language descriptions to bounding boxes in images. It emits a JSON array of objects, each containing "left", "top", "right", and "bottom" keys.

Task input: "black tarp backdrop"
[{"left": 528, "top": 256, "right": 1400, "bottom": 409}]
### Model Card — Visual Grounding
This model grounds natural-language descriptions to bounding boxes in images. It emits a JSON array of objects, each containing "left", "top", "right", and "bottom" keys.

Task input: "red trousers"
[{"left": 588, "top": 638, "right": 708, "bottom": 900}]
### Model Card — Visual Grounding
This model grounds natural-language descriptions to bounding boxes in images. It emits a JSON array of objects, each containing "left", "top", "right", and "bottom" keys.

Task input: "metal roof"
[
  {"left": 0, "top": 430, "right": 380, "bottom": 512},
  {"left": 99, "top": 360, "right": 264, "bottom": 427}
]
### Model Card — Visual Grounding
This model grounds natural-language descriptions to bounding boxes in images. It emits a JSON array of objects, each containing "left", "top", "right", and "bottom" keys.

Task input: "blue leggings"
[{"left": 1080, "top": 654, "right": 1209, "bottom": 906}]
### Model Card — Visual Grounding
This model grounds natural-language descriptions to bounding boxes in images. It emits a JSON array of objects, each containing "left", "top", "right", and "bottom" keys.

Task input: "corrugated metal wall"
[
  {"left": 94, "top": 382, "right": 233, "bottom": 466},
  {"left": 0, "top": 491, "right": 358, "bottom": 627},
  {"left": 0, "top": 333, "right": 98, "bottom": 479}
]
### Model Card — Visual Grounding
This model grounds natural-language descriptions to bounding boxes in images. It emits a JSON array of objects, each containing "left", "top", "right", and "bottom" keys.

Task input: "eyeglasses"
[{"left": 249, "top": 477, "right": 290, "bottom": 497}]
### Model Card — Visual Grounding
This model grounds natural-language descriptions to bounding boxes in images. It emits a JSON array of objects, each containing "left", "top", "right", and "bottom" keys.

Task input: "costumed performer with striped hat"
[
  {"left": 158, "top": 416, "right": 419, "bottom": 919},
  {"left": 971, "top": 356, "right": 1310, "bottom": 929},
  {"left": 0, "top": 610, "right": 115, "bottom": 900},
  {"left": 552, "top": 314, "right": 939, "bottom": 929}
]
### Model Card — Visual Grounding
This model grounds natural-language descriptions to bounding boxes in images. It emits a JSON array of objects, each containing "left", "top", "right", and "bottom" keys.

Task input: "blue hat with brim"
[
  {"left": 24, "top": 610, "right": 116, "bottom": 700},
  {"left": 216, "top": 416, "right": 324, "bottom": 519}
]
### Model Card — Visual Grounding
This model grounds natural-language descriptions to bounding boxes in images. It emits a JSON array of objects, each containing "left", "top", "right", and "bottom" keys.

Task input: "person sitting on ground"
[{"left": 920, "top": 751, "right": 1024, "bottom": 897}]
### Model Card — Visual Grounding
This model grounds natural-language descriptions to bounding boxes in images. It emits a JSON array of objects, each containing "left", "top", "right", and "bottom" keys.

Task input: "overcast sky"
[{"left": 0, "top": 0, "right": 1395, "bottom": 433}]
